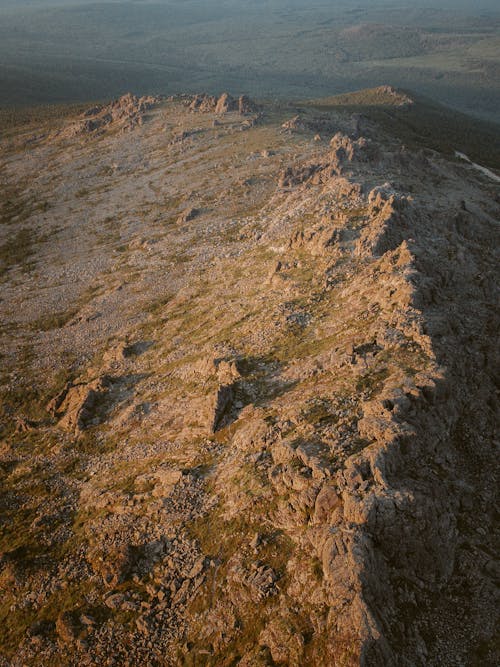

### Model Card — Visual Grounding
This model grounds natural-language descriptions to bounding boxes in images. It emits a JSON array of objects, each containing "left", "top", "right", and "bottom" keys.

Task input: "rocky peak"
[
  {"left": 188, "top": 91, "right": 258, "bottom": 115},
  {"left": 55, "top": 92, "right": 159, "bottom": 138}
]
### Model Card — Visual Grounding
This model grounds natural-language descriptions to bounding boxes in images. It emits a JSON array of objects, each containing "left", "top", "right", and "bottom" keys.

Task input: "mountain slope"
[
  {"left": 306, "top": 86, "right": 500, "bottom": 171},
  {"left": 0, "top": 91, "right": 498, "bottom": 666}
]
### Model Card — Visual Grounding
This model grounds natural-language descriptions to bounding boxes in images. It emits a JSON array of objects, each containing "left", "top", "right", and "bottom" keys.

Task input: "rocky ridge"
[{"left": 0, "top": 92, "right": 498, "bottom": 666}]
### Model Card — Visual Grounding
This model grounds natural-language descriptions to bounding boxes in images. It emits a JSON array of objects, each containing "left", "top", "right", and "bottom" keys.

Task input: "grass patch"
[
  {"left": 299, "top": 397, "right": 338, "bottom": 426},
  {"left": 0, "top": 227, "right": 44, "bottom": 278},
  {"left": 355, "top": 367, "right": 391, "bottom": 397},
  {"left": 0, "top": 579, "right": 96, "bottom": 659},
  {"left": 31, "top": 284, "right": 103, "bottom": 332},
  {"left": 185, "top": 495, "right": 295, "bottom": 663},
  {"left": 32, "top": 308, "right": 80, "bottom": 331},
  {"left": 0, "top": 186, "right": 39, "bottom": 227},
  {"left": 143, "top": 294, "right": 172, "bottom": 317}
]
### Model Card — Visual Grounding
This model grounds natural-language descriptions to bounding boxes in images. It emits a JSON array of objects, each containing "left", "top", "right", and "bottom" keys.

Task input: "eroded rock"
[
  {"left": 56, "top": 93, "right": 158, "bottom": 138},
  {"left": 188, "top": 92, "right": 257, "bottom": 115},
  {"left": 47, "top": 377, "right": 111, "bottom": 433}
]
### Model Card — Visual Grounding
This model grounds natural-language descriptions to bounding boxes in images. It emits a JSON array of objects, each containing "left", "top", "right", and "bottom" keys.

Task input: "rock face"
[
  {"left": 355, "top": 189, "right": 410, "bottom": 257},
  {"left": 210, "top": 384, "right": 235, "bottom": 432},
  {"left": 278, "top": 132, "right": 378, "bottom": 187},
  {"left": 1, "top": 92, "right": 498, "bottom": 667},
  {"left": 329, "top": 132, "right": 378, "bottom": 172},
  {"left": 215, "top": 92, "right": 235, "bottom": 114}
]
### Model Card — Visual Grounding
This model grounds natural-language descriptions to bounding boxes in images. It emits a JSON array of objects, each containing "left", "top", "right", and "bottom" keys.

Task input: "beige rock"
[
  {"left": 47, "top": 377, "right": 110, "bottom": 433},
  {"left": 313, "top": 484, "right": 342, "bottom": 523}
]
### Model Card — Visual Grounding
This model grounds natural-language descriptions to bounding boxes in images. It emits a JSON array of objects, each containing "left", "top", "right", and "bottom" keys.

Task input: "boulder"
[
  {"left": 47, "top": 377, "right": 110, "bottom": 434},
  {"left": 313, "top": 484, "right": 342, "bottom": 524},
  {"left": 177, "top": 207, "right": 200, "bottom": 224}
]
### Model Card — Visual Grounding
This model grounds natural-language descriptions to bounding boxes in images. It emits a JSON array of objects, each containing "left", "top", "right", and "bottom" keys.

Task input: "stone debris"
[{"left": 231, "top": 562, "right": 279, "bottom": 602}]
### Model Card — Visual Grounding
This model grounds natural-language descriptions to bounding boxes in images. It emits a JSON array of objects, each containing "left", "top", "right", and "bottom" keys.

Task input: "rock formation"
[
  {"left": 188, "top": 92, "right": 257, "bottom": 115},
  {"left": 55, "top": 93, "right": 159, "bottom": 138},
  {"left": 47, "top": 378, "right": 111, "bottom": 433}
]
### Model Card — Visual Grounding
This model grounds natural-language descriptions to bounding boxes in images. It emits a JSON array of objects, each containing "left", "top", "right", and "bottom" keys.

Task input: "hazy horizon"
[{"left": 1, "top": 0, "right": 499, "bottom": 120}]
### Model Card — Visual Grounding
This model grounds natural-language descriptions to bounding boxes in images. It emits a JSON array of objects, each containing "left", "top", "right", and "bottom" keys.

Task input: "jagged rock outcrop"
[
  {"left": 47, "top": 377, "right": 111, "bottom": 433},
  {"left": 55, "top": 93, "right": 159, "bottom": 138},
  {"left": 278, "top": 132, "right": 378, "bottom": 188},
  {"left": 278, "top": 162, "right": 322, "bottom": 188},
  {"left": 215, "top": 92, "right": 235, "bottom": 114},
  {"left": 238, "top": 94, "right": 256, "bottom": 114},
  {"left": 355, "top": 188, "right": 411, "bottom": 257},
  {"left": 210, "top": 384, "right": 235, "bottom": 432},
  {"left": 263, "top": 124, "right": 498, "bottom": 664},
  {"left": 189, "top": 93, "right": 218, "bottom": 113},
  {"left": 188, "top": 92, "right": 257, "bottom": 115},
  {"left": 329, "top": 132, "right": 379, "bottom": 173},
  {"left": 288, "top": 226, "right": 338, "bottom": 255}
]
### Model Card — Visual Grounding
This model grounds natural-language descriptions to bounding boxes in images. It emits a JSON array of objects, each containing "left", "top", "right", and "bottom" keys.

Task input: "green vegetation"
[
  {"left": 300, "top": 397, "right": 337, "bottom": 426},
  {"left": 32, "top": 308, "right": 80, "bottom": 332},
  {"left": 0, "top": 102, "right": 94, "bottom": 134},
  {"left": 355, "top": 367, "right": 391, "bottom": 397},
  {"left": 0, "top": 578, "right": 98, "bottom": 660},
  {"left": 0, "top": 227, "right": 43, "bottom": 277},
  {"left": 186, "top": 497, "right": 295, "bottom": 664}
]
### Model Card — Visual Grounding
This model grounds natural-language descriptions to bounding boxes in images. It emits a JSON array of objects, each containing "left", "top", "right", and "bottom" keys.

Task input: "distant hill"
[
  {"left": 307, "top": 86, "right": 500, "bottom": 171},
  {"left": 0, "top": 1, "right": 499, "bottom": 121},
  {"left": 310, "top": 85, "right": 415, "bottom": 108}
]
